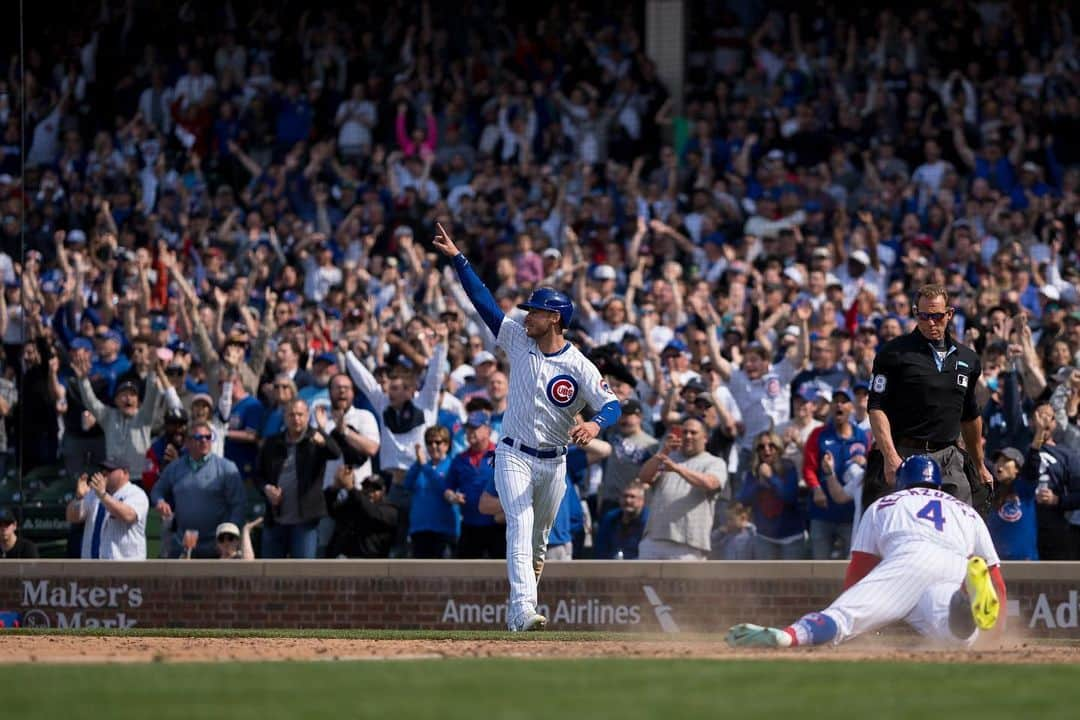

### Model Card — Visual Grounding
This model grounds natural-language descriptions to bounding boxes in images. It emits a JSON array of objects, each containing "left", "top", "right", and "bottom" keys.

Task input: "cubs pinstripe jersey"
[
  {"left": 854, "top": 487, "right": 999, "bottom": 564},
  {"left": 496, "top": 318, "right": 618, "bottom": 448}
]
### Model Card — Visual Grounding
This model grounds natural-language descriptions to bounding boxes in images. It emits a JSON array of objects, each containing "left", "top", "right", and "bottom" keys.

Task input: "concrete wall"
[{"left": 3, "top": 561, "right": 1080, "bottom": 636}]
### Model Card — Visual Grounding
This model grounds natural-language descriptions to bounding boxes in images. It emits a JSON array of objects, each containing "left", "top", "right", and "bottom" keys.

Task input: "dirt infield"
[{"left": 3, "top": 635, "right": 1079, "bottom": 665}]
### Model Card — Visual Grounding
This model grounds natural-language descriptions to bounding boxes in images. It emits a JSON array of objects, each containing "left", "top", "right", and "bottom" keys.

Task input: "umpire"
[{"left": 864, "top": 284, "right": 994, "bottom": 510}]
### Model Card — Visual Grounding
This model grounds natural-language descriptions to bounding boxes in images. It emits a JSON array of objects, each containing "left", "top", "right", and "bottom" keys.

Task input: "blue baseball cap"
[
  {"left": 82, "top": 308, "right": 101, "bottom": 326},
  {"left": 281, "top": 290, "right": 300, "bottom": 304},
  {"left": 465, "top": 410, "right": 491, "bottom": 428},
  {"left": 313, "top": 352, "right": 338, "bottom": 366},
  {"left": 70, "top": 337, "right": 93, "bottom": 352},
  {"left": 663, "top": 339, "right": 689, "bottom": 356},
  {"left": 100, "top": 329, "right": 123, "bottom": 344},
  {"left": 40, "top": 280, "right": 60, "bottom": 294},
  {"left": 797, "top": 382, "right": 832, "bottom": 403},
  {"left": 150, "top": 314, "right": 169, "bottom": 331},
  {"left": 168, "top": 340, "right": 190, "bottom": 354}
]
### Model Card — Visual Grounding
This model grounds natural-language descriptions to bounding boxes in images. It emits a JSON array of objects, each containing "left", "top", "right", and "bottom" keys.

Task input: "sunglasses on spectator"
[
  {"left": 426, "top": 439, "right": 449, "bottom": 446},
  {"left": 273, "top": 383, "right": 292, "bottom": 389},
  {"left": 190, "top": 433, "right": 213, "bottom": 442},
  {"left": 756, "top": 442, "right": 777, "bottom": 451},
  {"left": 915, "top": 310, "right": 951, "bottom": 321},
  {"left": 217, "top": 534, "right": 239, "bottom": 543}
]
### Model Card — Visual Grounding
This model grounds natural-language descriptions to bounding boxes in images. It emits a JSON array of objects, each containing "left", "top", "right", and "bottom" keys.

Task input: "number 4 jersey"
[{"left": 854, "top": 488, "right": 1001, "bottom": 565}]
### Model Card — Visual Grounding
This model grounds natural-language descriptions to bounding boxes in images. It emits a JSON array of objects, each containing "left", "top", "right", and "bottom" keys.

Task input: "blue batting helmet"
[
  {"left": 517, "top": 287, "right": 574, "bottom": 328},
  {"left": 895, "top": 454, "right": 943, "bottom": 491}
]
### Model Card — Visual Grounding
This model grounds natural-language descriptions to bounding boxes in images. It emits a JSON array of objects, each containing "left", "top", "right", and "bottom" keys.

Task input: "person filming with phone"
[{"left": 636, "top": 417, "right": 727, "bottom": 560}]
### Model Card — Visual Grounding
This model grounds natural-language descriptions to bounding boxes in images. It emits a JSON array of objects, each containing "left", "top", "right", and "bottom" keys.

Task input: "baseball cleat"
[
  {"left": 965, "top": 556, "right": 999, "bottom": 631},
  {"left": 509, "top": 612, "right": 548, "bottom": 632},
  {"left": 725, "top": 623, "right": 791, "bottom": 648}
]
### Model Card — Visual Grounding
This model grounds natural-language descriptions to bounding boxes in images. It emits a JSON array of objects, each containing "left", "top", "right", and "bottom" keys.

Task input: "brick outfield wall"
[{"left": 2, "top": 561, "right": 1080, "bottom": 637}]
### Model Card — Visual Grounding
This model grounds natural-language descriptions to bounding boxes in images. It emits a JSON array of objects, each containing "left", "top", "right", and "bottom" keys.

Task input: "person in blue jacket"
[
  {"left": 987, "top": 447, "right": 1037, "bottom": 560},
  {"left": 737, "top": 431, "right": 805, "bottom": 559},
  {"left": 402, "top": 425, "right": 460, "bottom": 558},
  {"left": 595, "top": 481, "right": 649, "bottom": 559},
  {"left": 445, "top": 410, "right": 503, "bottom": 558},
  {"left": 1027, "top": 402, "right": 1080, "bottom": 560}
]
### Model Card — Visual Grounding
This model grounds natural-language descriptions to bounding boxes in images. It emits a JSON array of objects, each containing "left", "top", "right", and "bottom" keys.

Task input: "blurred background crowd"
[{"left": 0, "top": 0, "right": 1079, "bottom": 562}]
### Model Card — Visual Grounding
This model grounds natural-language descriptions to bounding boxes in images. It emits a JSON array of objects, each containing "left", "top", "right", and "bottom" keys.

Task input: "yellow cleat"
[{"left": 965, "top": 556, "right": 999, "bottom": 631}]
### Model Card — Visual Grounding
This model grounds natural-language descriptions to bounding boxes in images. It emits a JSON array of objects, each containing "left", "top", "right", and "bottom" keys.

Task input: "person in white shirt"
[
  {"left": 713, "top": 304, "right": 812, "bottom": 466},
  {"left": 316, "top": 373, "right": 381, "bottom": 490},
  {"left": 66, "top": 458, "right": 148, "bottom": 560},
  {"left": 911, "top": 138, "right": 949, "bottom": 206},
  {"left": 344, "top": 328, "right": 448, "bottom": 481},
  {"left": 138, "top": 68, "right": 175, "bottom": 135},
  {"left": 174, "top": 58, "right": 216, "bottom": 109},
  {"left": 335, "top": 83, "right": 377, "bottom": 158}
]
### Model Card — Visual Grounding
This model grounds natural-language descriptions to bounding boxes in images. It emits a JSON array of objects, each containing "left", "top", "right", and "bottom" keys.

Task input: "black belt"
[
  {"left": 501, "top": 437, "right": 567, "bottom": 459},
  {"left": 895, "top": 436, "right": 955, "bottom": 452}
]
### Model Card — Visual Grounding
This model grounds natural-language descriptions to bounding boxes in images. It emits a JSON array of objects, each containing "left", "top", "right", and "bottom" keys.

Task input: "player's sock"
[
  {"left": 948, "top": 589, "right": 977, "bottom": 639},
  {"left": 785, "top": 612, "right": 838, "bottom": 646}
]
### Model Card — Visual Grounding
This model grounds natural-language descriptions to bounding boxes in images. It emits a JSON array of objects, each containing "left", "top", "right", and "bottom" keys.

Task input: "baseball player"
[
  {"left": 433, "top": 223, "right": 620, "bottom": 631},
  {"left": 726, "top": 455, "right": 1005, "bottom": 648}
]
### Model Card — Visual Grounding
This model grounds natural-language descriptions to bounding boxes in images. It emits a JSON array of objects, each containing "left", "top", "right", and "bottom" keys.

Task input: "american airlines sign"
[{"left": 440, "top": 585, "right": 679, "bottom": 631}]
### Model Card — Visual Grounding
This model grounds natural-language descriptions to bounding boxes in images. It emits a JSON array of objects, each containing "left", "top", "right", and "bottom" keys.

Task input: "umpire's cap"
[
  {"left": 517, "top": 287, "right": 573, "bottom": 328},
  {"left": 895, "top": 455, "right": 942, "bottom": 492}
]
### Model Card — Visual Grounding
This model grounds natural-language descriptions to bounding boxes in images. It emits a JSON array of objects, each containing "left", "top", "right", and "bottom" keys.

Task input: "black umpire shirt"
[{"left": 867, "top": 329, "right": 982, "bottom": 444}]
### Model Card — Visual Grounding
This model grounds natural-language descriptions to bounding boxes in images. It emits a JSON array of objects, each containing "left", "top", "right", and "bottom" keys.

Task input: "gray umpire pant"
[{"left": 895, "top": 444, "right": 970, "bottom": 505}]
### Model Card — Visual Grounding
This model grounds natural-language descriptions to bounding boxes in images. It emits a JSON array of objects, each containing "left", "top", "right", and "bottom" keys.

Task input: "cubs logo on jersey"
[
  {"left": 996, "top": 495, "right": 1023, "bottom": 523},
  {"left": 546, "top": 374, "right": 578, "bottom": 407}
]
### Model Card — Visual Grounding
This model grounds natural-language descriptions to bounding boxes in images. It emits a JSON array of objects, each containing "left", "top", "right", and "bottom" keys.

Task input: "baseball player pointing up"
[{"left": 434, "top": 223, "right": 621, "bottom": 631}]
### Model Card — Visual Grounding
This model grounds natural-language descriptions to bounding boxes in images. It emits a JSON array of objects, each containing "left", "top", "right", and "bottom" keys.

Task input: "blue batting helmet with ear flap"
[
  {"left": 517, "top": 287, "right": 574, "bottom": 328},
  {"left": 895, "top": 454, "right": 943, "bottom": 491}
]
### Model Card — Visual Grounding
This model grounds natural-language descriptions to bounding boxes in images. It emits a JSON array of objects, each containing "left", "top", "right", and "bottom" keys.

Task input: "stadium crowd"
[{"left": 1, "top": 1, "right": 1080, "bottom": 561}]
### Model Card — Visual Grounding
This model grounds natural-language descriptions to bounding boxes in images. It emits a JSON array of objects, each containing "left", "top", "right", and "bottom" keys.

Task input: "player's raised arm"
[{"left": 433, "top": 222, "right": 505, "bottom": 337}]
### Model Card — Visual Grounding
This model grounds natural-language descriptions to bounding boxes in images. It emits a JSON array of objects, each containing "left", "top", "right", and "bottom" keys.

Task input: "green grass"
[{"left": 4, "top": 657, "right": 1080, "bottom": 720}]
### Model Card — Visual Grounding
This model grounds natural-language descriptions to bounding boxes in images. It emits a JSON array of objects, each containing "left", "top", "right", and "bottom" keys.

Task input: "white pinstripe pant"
[
  {"left": 494, "top": 445, "right": 567, "bottom": 623},
  {"left": 822, "top": 544, "right": 976, "bottom": 646}
]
